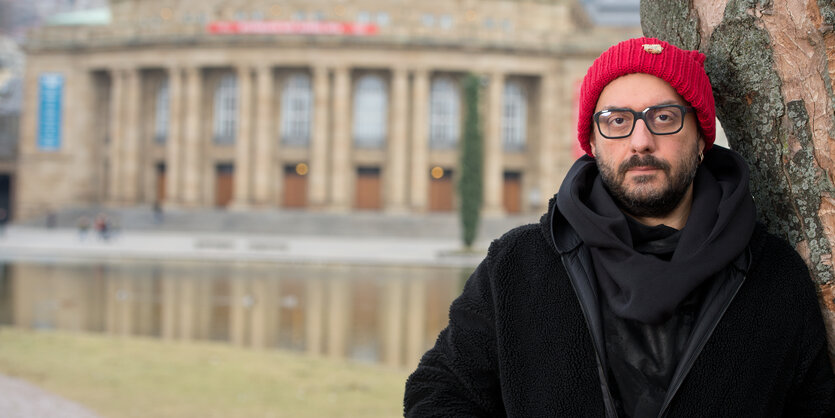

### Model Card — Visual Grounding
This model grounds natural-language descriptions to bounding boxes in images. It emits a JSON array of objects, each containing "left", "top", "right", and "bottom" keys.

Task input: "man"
[{"left": 404, "top": 37, "right": 835, "bottom": 417}]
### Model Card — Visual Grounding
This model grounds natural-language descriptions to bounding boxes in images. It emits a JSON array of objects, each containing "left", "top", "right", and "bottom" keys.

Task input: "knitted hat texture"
[{"left": 577, "top": 37, "right": 716, "bottom": 156}]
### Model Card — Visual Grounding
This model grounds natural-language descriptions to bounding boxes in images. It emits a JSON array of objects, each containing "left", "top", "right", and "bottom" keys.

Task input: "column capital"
[
  {"left": 332, "top": 65, "right": 351, "bottom": 75},
  {"left": 109, "top": 67, "right": 140, "bottom": 78},
  {"left": 235, "top": 66, "right": 255, "bottom": 80},
  {"left": 312, "top": 65, "right": 330, "bottom": 77},
  {"left": 183, "top": 66, "right": 201, "bottom": 77},
  {"left": 480, "top": 71, "right": 505, "bottom": 88}
]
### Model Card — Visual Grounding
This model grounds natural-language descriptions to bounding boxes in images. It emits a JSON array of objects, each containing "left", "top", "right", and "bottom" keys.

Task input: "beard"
[{"left": 596, "top": 145, "right": 700, "bottom": 219}]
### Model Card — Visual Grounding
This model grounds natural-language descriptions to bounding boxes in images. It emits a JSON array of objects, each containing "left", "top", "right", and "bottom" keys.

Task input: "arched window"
[
  {"left": 353, "top": 74, "right": 388, "bottom": 148},
  {"left": 280, "top": 73, "right": 313, "bottom": 146},
  {"left": 429, "top": 77, "right": 460, "bottom": 149},
  {"left": 213, "top": 73, "right": 237, "bottom": 144},
  {"left": 502, "top": 80, "right": 527, "bottom": 151},
  {"left": 154, "top": 78, "right": 169, "bottom": 144}
]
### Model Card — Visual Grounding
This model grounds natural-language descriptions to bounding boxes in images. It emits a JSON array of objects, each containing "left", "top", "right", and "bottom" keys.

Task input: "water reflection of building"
[
  {"left": 16, "top": 0, "right": 639, "bottom": 220},
  {"left": 6, "top": 262, "right": 465, "bottom": 369}
]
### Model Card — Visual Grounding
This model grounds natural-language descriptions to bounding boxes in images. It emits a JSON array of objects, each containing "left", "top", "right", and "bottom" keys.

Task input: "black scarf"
[{"left": 556, "top": 146, "right": 756, "bottom": 324}]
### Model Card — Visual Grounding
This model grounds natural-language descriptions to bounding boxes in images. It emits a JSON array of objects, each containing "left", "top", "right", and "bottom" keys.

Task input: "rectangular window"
[
  {"left": 429, "top": 77, "right": 460, "bottom": 149},
  {"left": 502, "top": 81, "right": 527, "bottom": 152},
  {"left": 280, "top": 73, "right": 313, "bottom": 147},
  {"left": 213, "top": 73, "right": 237, "bottom": 145},
  {"left": 154, "top": 79, "right": 169, "bottom": 144},
  {"left": 353, "top": 75, "right": 388, "bottom": 149}
]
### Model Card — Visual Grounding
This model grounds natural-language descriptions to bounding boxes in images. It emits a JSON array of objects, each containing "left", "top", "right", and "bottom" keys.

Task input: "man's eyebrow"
[{"left": 599, "top": 100, "right": 685, "bottom": 111}]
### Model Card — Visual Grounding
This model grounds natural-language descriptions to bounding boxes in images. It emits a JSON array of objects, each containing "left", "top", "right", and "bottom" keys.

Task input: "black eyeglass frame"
[{"left": 592, "top": 104, "right": 696, "bottom": 140}]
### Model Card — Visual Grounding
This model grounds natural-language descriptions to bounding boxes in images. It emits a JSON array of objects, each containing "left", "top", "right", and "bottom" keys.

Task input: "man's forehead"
[{"left": 595, "top": 73, "right": 689, "bottom": 110}]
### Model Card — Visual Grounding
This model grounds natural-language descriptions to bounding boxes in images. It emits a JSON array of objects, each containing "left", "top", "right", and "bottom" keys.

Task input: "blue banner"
[{"left": 37, "top": 73, "right": 64, "bottom": 151}]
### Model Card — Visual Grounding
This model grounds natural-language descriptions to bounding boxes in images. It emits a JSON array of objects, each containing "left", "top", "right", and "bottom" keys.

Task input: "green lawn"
[{"left": 0, "top": 327, "right": 410, "bottom": 418}]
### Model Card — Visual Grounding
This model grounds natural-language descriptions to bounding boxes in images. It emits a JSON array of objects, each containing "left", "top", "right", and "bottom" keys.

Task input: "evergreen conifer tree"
[{"left": 458, "top": 74, "right": 483, "bottom": 249}]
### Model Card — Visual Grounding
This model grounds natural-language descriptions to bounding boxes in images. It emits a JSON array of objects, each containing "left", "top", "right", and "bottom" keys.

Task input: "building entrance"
[
  {"left": 503, "top": 171, "right": 522, "bottom": 214},
  {"left": 283, "top": 164, "right": 308, "bottom": 208},
  {"left": 215, "top": 164, "right": 234, "bottom": 208},
  {"left": 428, "top": 168, "right": 454, "bottom": 212},
  {"left": 0, "top": 174, "right": 10, "bottom": 221},
  {"left": 155, "top": 163, "right": 166, "bottom": 204},
  {"left": 355, "top": 167, "right": 381, "bottom": 210}
]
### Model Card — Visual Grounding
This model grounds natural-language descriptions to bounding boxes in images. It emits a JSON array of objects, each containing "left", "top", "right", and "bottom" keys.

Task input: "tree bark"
[{"left": 641, "top": 0, "right": 835, "bottom": 361}]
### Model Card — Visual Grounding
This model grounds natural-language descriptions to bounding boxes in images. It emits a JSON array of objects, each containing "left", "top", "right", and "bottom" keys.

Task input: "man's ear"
[{"left": 589, "top": 135, "right": 597, "bottom": 157}]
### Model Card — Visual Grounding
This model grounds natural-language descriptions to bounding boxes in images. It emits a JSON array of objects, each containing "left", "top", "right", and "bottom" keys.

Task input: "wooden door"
[
  {"left": 215, "top": 164, "right": 234, "bottom": 208},
  {"left": 284, "top": 165, "right": 308, "bottom": 208},
  {"left": 429, "top": 169, "right": 454, "bottom": 212},
  {"left": 155, "top": 163, "right": 166, "bottom": 203},
  {"left": 355, "top": 167, "right": 381, "bottom": 210},
  {"left": 503, "top": 171, "right": 522, "bottom": 213}
]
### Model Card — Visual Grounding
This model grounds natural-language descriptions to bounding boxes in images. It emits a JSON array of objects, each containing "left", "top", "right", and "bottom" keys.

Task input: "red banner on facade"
[{"left": 207, "top": 21, "right": 379, "bottom": 36}]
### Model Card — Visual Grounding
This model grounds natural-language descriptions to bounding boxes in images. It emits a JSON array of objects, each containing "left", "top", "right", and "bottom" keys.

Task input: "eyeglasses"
[{"left": 593, "top": 104, "right": 695, "bottom": 139}]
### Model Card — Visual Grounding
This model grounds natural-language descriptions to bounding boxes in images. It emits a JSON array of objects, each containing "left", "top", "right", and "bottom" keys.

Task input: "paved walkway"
[
  {"left": 0, "top": 374, "right": 100, "bottom": 418},
  {"left": 0, "top": 225, "right": 491, "bottom": 267},
  {"left": 6, "top": 207, "right": 542, "bottom": 267}
]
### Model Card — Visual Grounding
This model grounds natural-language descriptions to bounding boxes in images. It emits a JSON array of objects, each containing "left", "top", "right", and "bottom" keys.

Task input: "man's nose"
[{"left": 629, "top": 119, "right": 657, "bottom": 153}]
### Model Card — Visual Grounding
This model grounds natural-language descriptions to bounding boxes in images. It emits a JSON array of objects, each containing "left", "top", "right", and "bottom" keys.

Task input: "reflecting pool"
[{"left": 0, "top": 261, "right": 471, "bottom": 369}]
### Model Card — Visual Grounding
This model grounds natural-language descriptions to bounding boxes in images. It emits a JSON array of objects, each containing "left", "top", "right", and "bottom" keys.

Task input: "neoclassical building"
[{"left": 16, "top": 0, "right": 638, "bottom": 219}]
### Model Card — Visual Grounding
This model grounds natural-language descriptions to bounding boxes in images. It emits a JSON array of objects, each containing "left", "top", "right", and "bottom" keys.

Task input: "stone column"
[
  {"left": 107, "top": 69, "right": 125, "bottom": 203},
  {"left": 326, "top": 278, "right": 351, "bottom": 359},
  {"left": 252, "top": 66, "right": 274, "bottom": 206},
  {"left": 179, "top": 277, "right": 196, "bottom": 341},
  {"left": 305, "top": 279, "right": 325, "bottom": 355},
  {"left": 122, "top": 68, "right": 142, "bottom": 204},
  {"left": 105, "top": 276, "right": 118, "bottom": 334},
  {"left": 410, "top": 70, "right": 429, "bottom": 211},
  {"left": 232, "top": 66, "right": 254, "bottom": 209},
  {"left": 135, "top": 278, "right": 154, "bottom": 335},
  {"left": 165, "top": 67, "right": 183, "bottom": 206},
  {"left": 538, "top": 73, "right": 559, "bottom": 212},
  {"left": 230, "top": 278, "right": 247, "bottom": 346},
  {"left": 386, "top": 68, "right": 409, "bottom": 212},
  {"left": 118, "top": 277, "right": 133, "bottom": 336},
  {"left": 405, "top": 277, "right": 427, "bottom": 370},
  {"left": 483, "top": 72, "right": 505, "bottom": 216},
  {"left": 381, "top": 278, "right": 406, "bottom": 367},
  {"left": 309, "top": 67, "right": 330, "bottom": 208},
  {"left": 161, "top": 275, "right": 177, "bottom": 340},
  {"left": 182, "top": 67, "right": 203, "bottom": 206},
  {"left": 249, "top": 278, "right": 276, "bottom": 348},
  {"left": 194, "top": 280, "right": 212, "bottom": 340},
  {"left": 330, "top": 66, "right": 351, "bottom": 211}
]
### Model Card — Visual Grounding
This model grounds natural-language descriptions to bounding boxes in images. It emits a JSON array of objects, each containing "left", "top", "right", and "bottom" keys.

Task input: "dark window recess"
[
  {"left": 216, "top": 163, "right": 234, "bottom": 174},
  {"left": 357, "top": 166, "right": 381, "bottom": 176},
  {"left": 504, "top": 171, "right": 522, "bottom": 181}
]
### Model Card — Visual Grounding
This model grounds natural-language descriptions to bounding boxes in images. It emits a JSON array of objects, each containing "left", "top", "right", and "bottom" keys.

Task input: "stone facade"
[{"left": 17, "top": 0, "right": 639, "bottom": 219}]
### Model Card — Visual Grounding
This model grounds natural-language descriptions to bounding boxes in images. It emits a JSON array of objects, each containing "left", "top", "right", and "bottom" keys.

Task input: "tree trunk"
[{"left": 641, "top": 0, "right": 835, "bottom": 361}]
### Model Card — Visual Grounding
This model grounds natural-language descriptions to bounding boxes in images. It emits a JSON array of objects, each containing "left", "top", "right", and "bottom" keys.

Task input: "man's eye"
[
  {"left": 606, "top": 116, "right": 628, "bottom": 126},
  {"left": 653, "top": 112, "right": 677, "bottom": 124}
]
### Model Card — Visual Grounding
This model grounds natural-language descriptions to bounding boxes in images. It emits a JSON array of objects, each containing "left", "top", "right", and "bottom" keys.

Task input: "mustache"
[{"left": 617, "top": 155, "right": 671, "bottom": 177}]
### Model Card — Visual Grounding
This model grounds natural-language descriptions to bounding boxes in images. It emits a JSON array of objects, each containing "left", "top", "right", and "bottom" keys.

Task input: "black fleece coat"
[{"left": 404, "top": 198, "right": 835, "bottom": 417}]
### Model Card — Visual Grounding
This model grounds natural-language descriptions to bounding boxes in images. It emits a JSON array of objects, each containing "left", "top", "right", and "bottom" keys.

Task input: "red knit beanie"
[{"left": 577, "top": 37, "right": 715, "bottom": 156}]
